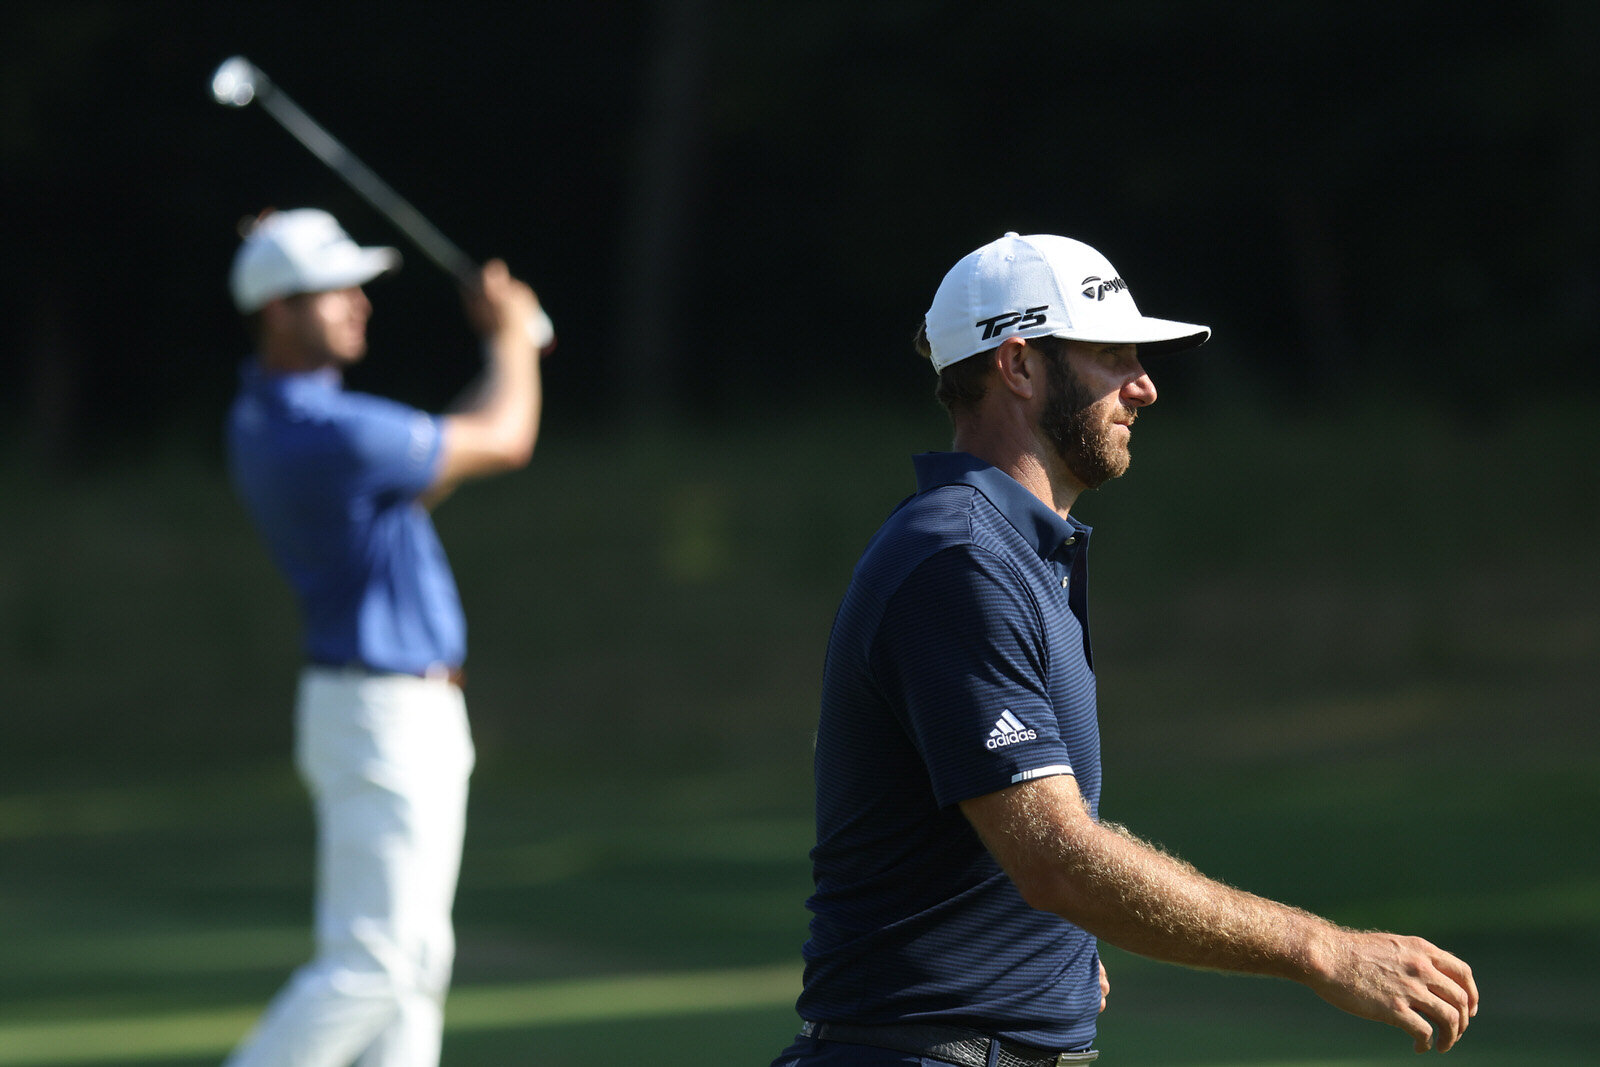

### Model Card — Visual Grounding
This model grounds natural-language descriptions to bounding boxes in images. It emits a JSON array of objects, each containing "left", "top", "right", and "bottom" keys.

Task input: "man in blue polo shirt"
[
  {"left": 774, "top": 233, "right": 1478, "bottom": 1065},
  {"left": 223, "top": 208, "right": 551, "bottom": 1067}
]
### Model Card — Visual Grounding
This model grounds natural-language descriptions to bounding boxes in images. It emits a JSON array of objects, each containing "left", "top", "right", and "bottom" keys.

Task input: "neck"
[
  {"left": 952, "top": 419, "right": 1085, "bottom": 519},
  {"left": 256, "top": 338, "right": 334, "bottom": 375}
]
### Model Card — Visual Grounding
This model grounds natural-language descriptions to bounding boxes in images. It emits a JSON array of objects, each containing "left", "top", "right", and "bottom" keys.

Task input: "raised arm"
[
  {"left": 961, "top": 774, "right": 1478, "bottom": 1053},
  {"left": 422, "top": 260, "right": 544, "bottom": 506}
]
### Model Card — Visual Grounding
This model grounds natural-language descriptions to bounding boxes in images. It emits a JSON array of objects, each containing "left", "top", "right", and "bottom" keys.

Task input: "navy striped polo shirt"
[{"left": 796, "top": 450, "right": 1102, "bottom": 1051}]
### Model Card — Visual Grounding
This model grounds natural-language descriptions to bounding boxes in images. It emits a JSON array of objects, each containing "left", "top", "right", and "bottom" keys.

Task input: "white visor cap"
[
  {"left": 229, "top": 208, "right": 401, "bottom": 313},
  {"left": 924, "top": 232, "right": 1210, "bottom": 371}
]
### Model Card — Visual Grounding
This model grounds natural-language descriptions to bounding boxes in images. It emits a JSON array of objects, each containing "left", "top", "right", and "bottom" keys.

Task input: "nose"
[{"left": 1124, "top": 363, "right": 1157, "bottom": 408}]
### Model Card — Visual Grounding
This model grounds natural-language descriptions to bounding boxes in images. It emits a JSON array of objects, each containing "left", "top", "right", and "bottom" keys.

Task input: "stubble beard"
[{"left": 1038, "top": 350, "right": 1133, "bottom": 490}]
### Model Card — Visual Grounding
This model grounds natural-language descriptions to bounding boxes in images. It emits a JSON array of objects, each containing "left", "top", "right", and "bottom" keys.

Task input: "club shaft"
[{"left": 255, "top": 81, "right": 479, "bottom": 286}]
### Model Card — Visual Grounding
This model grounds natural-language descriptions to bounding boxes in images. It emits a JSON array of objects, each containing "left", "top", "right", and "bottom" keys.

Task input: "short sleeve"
[
  {"left": 872, "top": 544, "right": 1074, "bottom": 808},
  {"left": 336, "top": 396, "right": 443, "bottom": 498}
]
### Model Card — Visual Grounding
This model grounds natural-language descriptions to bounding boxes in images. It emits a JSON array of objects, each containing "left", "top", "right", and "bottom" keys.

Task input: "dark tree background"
[{"left": 3, "top": 1, "right": 1596, "bottom": 470}]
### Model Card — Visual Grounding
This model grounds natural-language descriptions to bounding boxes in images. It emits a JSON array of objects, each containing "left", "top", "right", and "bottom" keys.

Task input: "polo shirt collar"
[
  {"left": 912, "top": 451, "right": 1088, "bottom": 559},
  {"left": 239, "top": 359, "right": 342, "bottom": 394}
]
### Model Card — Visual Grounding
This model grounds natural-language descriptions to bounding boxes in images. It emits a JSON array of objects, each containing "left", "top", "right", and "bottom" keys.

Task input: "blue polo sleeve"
[
  {"left": 871, "top": 544, "right": 1074, "bottom": 809},
  {"left": 335, "top": 394, "right": 443, "bottom": 498}
]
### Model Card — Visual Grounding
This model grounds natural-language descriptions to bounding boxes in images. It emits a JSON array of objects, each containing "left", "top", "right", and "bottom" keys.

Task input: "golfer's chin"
[{"left": 1061, "top": 445, "right": 1132, "bottom": 490}]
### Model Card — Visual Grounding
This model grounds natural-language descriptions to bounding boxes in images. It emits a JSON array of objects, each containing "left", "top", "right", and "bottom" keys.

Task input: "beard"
[{"left": 1038, "top": 348, "right": 1133, "bottom": 489}]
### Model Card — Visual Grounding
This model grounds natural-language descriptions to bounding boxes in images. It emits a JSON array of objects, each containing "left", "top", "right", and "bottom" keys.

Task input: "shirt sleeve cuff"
[{"left": 1010, "top": 764, "right": 1074, "bottom": 785}]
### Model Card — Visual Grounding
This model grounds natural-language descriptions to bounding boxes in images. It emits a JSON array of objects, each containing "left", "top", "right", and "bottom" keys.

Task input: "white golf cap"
[
  {"left": 924, "top": 232, "right": 1210, "bottom": 371},
  {"left": 228, "top": 208, "right": 401, "bottom": 313}
]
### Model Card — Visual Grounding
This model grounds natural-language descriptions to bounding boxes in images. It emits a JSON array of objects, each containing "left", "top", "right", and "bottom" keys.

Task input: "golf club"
[{"left": 211, "top": 55, "right": 554, "bottom": 352}]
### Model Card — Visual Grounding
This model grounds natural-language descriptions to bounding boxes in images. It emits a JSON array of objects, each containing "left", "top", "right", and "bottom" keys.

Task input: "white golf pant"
[{"left": 225, "top": 667, "right": 475, "bottom": 1067}]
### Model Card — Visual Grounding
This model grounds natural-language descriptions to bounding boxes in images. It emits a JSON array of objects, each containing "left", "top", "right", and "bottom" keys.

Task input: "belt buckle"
[{"left": 1054, "top": 1053, "right": 1099, "bottom": 1065}]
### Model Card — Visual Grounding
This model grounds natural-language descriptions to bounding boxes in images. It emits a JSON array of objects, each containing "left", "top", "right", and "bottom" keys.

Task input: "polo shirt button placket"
[{"left": 1058, "top": 535, "right": 1077, "bottom": 590}]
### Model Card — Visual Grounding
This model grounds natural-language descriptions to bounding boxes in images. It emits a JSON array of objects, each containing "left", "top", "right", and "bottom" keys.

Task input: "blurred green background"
[
  {"left": 4, "top": 403, "right": 1596, "bottom": 1065},
  {"left": 3, "top": 2, "right": 1598, "bottom": 1064}
]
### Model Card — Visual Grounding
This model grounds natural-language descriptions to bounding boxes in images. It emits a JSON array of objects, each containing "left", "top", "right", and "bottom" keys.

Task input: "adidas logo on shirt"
[{"left": 986, "top": 710, "right": 1038, "bottom": 750}]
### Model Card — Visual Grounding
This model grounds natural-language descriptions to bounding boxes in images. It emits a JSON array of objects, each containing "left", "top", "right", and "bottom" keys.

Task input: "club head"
[{"left": 211, "top": 56, "right": 261, "bottom": 107}]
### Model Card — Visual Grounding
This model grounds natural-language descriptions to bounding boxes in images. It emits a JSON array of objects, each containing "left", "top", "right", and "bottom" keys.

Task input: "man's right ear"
[
  {"left": 993, "top": 337, "right": 1038, "bottom": 400},
  {"left": 256, "top": 296, "right": 291, "bottom": 324}
]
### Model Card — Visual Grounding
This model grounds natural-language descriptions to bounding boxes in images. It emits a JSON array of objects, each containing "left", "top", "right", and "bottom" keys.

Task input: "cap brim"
[
  {"left": 1053, "top": 316, "right": 1210, "bottom": 357},
  {"left": 301, "top": 246, "right": 402, "bottom": 292}
]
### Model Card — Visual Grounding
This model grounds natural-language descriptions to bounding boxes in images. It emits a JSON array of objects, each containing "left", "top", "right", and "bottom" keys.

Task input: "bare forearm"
[
  {"left": 428, "top": 262, "right": 546, "bottom": 498},
  {"left": 1032, "top": 816, "right": 1328, "bottom": 980},
  {"left": 466, "top": 328, "right": 541, "bottom": 450},
  {"left": 963, "top": 778, "right": 1478, "bottom": 1052}
]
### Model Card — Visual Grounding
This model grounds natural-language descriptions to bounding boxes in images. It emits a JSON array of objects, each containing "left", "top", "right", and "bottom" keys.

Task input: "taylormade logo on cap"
[
  {"left": 923, "top": 232, "right": 1210, "bottom": 371},
  {"left": 229, "top": 208, "right": 401, "bottom": 313}
]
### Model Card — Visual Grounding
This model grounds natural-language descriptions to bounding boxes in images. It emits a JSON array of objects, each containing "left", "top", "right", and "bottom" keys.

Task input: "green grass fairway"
[
  {"left": 0, "top": 964, "right": 801, "bottom": 1065},
  {"left": 2, "top": 404, "right": 1596, "bottom": 1065}
]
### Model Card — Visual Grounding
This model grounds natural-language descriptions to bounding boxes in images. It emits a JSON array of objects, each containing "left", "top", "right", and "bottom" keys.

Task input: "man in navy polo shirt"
[
  {"left": 223, "top": 208, "right": 551, "bottom": 1067},
  {"left": 774, "top": 233, "right": 1478, "bottom": 1066}
]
